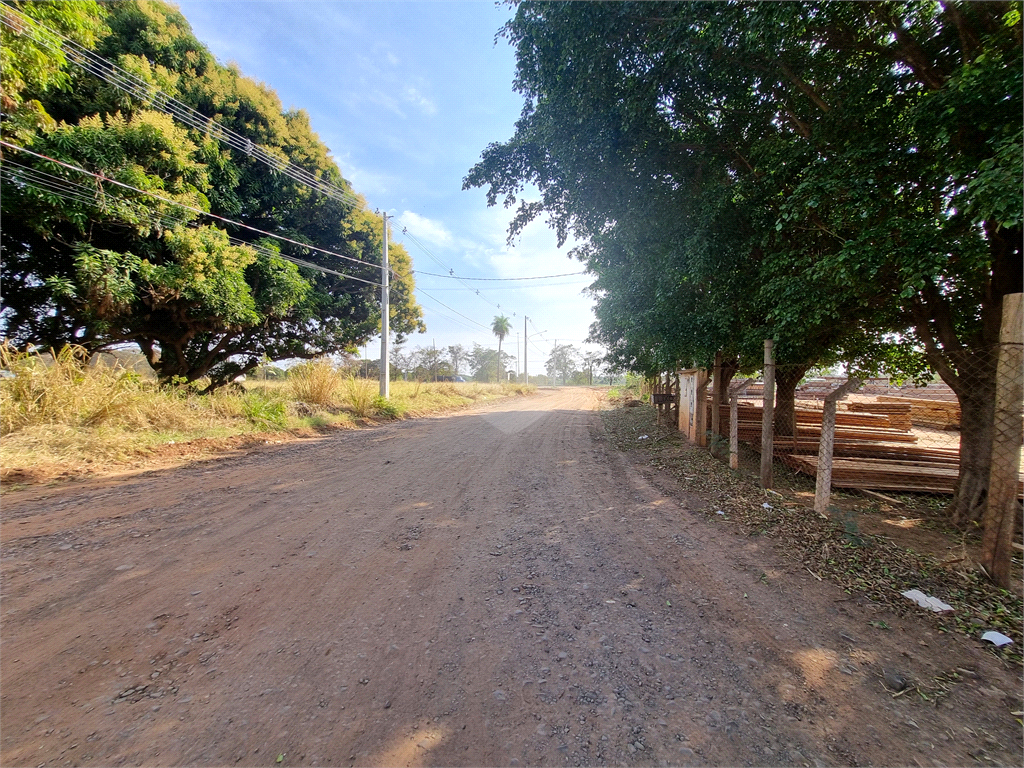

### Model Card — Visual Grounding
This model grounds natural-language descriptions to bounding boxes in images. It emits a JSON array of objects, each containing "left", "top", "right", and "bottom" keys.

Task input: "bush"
[
  {"left": 372, "top": 395, "right": 404, "bottom": 419},
  {"left": 0, "top": 342, "right": 203, "bottom": 433},
  {"left": 241, "top": 392, "right": 287, "bottom": 429}
]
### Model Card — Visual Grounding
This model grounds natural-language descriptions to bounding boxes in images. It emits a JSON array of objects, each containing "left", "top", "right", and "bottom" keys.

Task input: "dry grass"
[
  {"left": 287, "top": 359, "right": 343, "bottom": 406},
  {"left": 0, "top": 344, "right": 262, "bottom": 473},
  {"left": 388, "top": 380, "right": 532, "bottom": 416},
  {"left": 0, "top": 346, "right": 535, "bottom": 483},
  {"left": 343, "top": 376, "right": 378, "bottom": 417}
]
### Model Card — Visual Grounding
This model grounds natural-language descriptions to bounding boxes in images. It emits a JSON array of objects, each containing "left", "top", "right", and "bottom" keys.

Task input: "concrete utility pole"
[
  {"left": 760, "top": 339, "right": 775, "bottom": 488},
  {"left": 380, "top": 212, "right": 390, "bottom": 398},
  {"left": 523, "top": 316, "right": 528, "bottom": 384}
]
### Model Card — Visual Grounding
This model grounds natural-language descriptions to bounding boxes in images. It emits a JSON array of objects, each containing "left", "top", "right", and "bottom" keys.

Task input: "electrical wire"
[
  {"left": 1, "top": 159, "right": 382, "bottom": 285},
  {"left": 412, "top": 269, "right": 587, "bottom": 281},
  {"left": 419, "top": 280, "right": 590, "bottom": 290},
  {"left": 413, "top": 287, "right": 490, "bottom": 331},
  {"left": 0, "top": 2, "right": 366, "bottom": 212},
  {"left": 4, "top": 173, "right": 379, "bottom": 284},
  {"left": 400, "top": 228, "right": 503, "bottom": 310},
  {"left": 0, "top": 141, "right": 383, "bottom": 278}
]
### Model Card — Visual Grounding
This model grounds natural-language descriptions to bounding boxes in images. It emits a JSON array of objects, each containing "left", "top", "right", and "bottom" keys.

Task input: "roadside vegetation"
[
  {"left": 0, "top": 345, "right": 533, "bottom": 484},
  {"left": 600, "top": 400, "right": 1023, "bottom": 665}
]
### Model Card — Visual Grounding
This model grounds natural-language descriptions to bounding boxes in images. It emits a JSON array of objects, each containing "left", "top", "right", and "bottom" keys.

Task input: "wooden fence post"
[
  {"left": 729, "top": 379, "right": 752, "bottom": 470},
  {"left": 695, "top": 369, "right": 709, "bottom": 447},
  {"left": 760, "top": 340, "right": 775, "bottom": 488},
  {"left": 814, "top": 377, "right": 863, "bottom": 515},
  {"left": 981, "top": 292, "right": 1023, "bottom": 588}
]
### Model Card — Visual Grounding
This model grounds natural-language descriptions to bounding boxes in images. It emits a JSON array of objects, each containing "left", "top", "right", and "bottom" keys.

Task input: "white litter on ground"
[
  {"left": 981, "top": 631, "right": 1013, "bottom": 647},
  {"left": 901, "top": 589, "right": 953, "bottom": 613}
]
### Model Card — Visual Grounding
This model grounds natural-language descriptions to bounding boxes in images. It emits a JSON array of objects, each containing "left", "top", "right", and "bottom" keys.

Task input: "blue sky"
[{"left": 174, "top": 0, "right": 600, "bottom": 372}]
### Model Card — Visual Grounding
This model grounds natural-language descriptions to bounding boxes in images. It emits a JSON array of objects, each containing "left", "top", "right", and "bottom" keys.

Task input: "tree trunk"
[
  {"left": 773, "top": 365, "right": 808, "bottom": 437},
  {"left": 944, "top": 357, "right": 999, "bottom": 527},
  {"left": 980, "top": 293, "right": 1023, "bottom": 587}
]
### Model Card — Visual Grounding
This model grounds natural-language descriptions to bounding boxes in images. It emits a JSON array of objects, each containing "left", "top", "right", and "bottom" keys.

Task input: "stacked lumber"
[
  {"left": 846, "top": 402, "right": 913, "bottom": 432},
  {"left": 713, "top": 404, "right": 918, "bottom": 444},
  {"left": 788, "top": 456, "right": 1024, "bottom": 497},
  {"left": 895, "top": 382, "right": 958, "bottom": 401},
  {"left": 795, "top": 377, "right": 895, "bottom": 399},
  {"left": 878, "top": 395, "right": 961, "bottom": 430}
]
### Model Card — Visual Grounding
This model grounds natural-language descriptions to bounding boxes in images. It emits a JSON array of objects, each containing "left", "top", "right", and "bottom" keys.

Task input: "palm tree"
[{"left": 491, "top": 315, "right": 512, "bottom": 382}]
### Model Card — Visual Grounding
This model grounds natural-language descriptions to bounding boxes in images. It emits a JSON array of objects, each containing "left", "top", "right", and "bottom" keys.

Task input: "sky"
[{"left": 174, "top": 0, "right": 600, "bottom": 374}]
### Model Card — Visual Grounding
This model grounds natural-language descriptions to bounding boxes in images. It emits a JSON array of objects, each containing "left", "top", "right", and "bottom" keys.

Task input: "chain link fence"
[{"left": 710, "top": 351, "right": 1022, "bottom": 512}]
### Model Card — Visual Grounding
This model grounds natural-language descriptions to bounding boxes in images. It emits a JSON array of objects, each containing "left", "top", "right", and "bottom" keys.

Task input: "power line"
[
  {"left": 418, "top": 280, "right": 590, "bottom": 290},
  {"left": 0, "top": 141, "right": 382, "bottom": 278},
  {"left": 1, "top": 164, "right": 382, "bottom": 285},
  {"left": 0, "top": 2, "right": 366, "bottom": 213},
  {"left": 413, "top": 287, "right": 491, "bottom": 331},
  {"left": 400, "top": 229, "right": 502, "bottom": 310},
  {"left": 413, "top": 269, "right": 588, "bottom": 281},
  {"left": 0, "top": 4, "right": 597, "bottom": 357}
]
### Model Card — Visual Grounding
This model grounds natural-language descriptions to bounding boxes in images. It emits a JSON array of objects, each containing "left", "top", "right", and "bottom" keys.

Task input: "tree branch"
[
  {"left": 871, "top": 6, "right": 947, "bottom": 90},
  {"left": 777, "top": 61, "right": 832, "bottom": 113}
]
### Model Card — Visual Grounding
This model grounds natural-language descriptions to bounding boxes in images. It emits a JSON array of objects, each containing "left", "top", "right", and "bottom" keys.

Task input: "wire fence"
[{"left": 704, "top": 349, "right": 1022, "bottom": 516}]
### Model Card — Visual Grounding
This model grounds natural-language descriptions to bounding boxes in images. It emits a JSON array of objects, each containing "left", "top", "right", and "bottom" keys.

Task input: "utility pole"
[
  {"left": 523, "top": 316, "right": 528, "bottom": 384},
  {"left": 380, "top": 213, "right": 390, "bottom": 398},
  {"left": 516, "top": 332, "right": 520, "bottom": 380}
]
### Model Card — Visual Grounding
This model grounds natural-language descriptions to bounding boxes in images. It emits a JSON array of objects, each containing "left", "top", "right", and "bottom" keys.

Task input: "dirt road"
[{"left": 1, "top": 388, "right": 1020, "bottom": 767}]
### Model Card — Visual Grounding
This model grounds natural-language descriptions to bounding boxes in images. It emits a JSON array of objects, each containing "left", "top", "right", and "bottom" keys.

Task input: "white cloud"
[
  {"left": 403, "top": 86, "right": 437, "bottom": 115},
  {"left": 398, "top": 211, "right": 454, "bottom": 247}
]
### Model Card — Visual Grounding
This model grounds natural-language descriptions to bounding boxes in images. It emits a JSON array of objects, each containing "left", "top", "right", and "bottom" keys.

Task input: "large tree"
[
  {"left": 466, "top": 1, "right": 1022, "bottom": 525},
  {"left": 546, "top": 343, "right": 579, "bottom": 386},
  {"left": 1, "top": 0, "right": 424, "bottom": 389}
]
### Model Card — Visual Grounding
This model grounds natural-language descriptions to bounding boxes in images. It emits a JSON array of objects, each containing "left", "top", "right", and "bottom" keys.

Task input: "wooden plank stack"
[
  {"left": 788, "top": 455, "right": 1024, "bottom": 497},
  {"left": 877, "top": 395, "right": 961, "bottom": 430},
  {"left": 710, "top": 401, "right": 985, "bottom": 496},
  {"left": 715, "top": 403, "right": 919, "bottom": 445},
  {"left": 846, "top": 402, "right": 913, "bottom": 431}
]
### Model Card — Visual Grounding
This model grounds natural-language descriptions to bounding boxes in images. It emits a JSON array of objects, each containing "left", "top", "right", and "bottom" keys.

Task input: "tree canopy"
[
  {"left": 465, "top": 0, "right": 1022, "bottom": 523},
  {"left": 1, "top": 0, "right": 424, "bottom": 389}
]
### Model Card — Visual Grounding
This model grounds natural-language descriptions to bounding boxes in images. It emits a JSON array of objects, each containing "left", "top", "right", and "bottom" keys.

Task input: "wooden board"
[
  {"left": 877, "top": 395, "right": 961, "bottom": 429},
  {"left": 788, "top": 455, "right": 1024, "bottom": 497}
]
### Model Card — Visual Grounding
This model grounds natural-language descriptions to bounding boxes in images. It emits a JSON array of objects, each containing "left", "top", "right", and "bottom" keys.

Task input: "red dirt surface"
[{"left": 1, "top": 388, "right": 1021, "bottom": 766}]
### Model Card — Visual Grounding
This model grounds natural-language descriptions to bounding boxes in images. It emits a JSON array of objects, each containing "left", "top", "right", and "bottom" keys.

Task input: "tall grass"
[
  {"left": 0, "top": 344, "right": 535, "bottom": 481},
  {"left": 0, "top": 343, "right": 193, "bottom": 434},
  {"left": 287, "top": 358, "right": 342, "bottom": 406},
  {"left": 343, "top": 375, "right": 377, "bottom": 417}
]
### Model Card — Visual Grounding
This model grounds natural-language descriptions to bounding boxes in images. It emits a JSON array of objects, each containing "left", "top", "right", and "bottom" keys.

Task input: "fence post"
[
  {"left": 981, "top": 292, "right": 1023, "bottom": 588},
  {"left": 729, "top": 379, "right": 752, "bottom": 469},
  {"left": 760, "top": 340, "right": 775, "bottom": 488},
  {"left": 711, "top": 351, "right": 723, "bottom": 438},
  {"left": 695, "top": 369, "right": 709, "bottom": 447},
  {"left": 814, "top": 377, "right": 863, "bottom": 515},
  {"left": 674, "top": 372, "right": 681, "bottom": 431}
]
